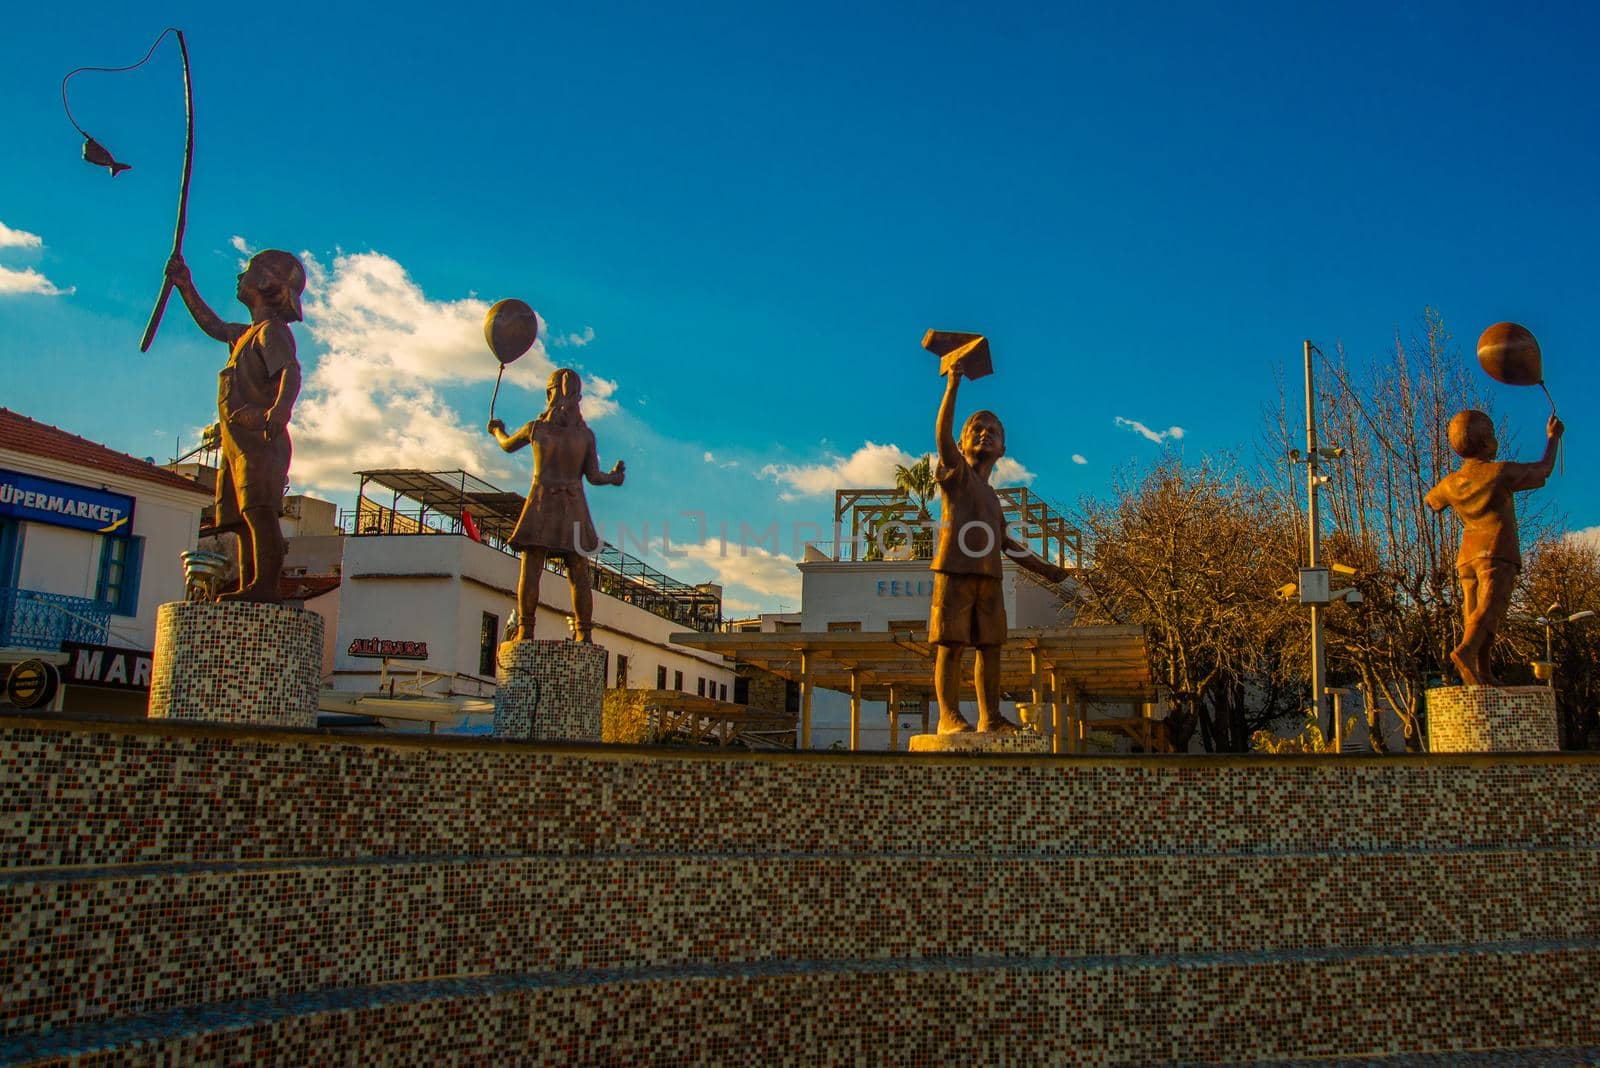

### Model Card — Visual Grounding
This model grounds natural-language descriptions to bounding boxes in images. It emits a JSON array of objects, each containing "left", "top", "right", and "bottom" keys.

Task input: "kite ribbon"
[
  {"left": 139, "top": 30, "right": 193, "bottom": 352},
  {"left": 61, "top": 28, "right": 193, "bottom": 353}
]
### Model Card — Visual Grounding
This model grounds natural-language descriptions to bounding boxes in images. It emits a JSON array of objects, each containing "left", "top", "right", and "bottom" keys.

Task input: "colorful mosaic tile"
[
  {"left": 1427, "top": 684, "right": 1560, "bottom": 752},
  {"left": 908, "top": 730, "right": 1051, "bottom": 753},
  {"left": 493, "top": 639, "right": 605, "bottom": 741},
  {"left": 147, "top": 601, "right": 323, "bottom": 729}
]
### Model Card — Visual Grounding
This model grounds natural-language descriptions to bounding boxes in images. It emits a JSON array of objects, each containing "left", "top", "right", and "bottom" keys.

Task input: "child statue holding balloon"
[
  {"left": 482, "top": 300, "right": 624, "bottom": 644},
  {"left": 1424, "top": 322, "right": 1564, "bottom": 687}
]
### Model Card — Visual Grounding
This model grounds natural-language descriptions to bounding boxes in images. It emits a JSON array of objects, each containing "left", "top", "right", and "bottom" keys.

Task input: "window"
[
  {"left": 616, "top": 654, "right": 629, "bottom": 689},
  {"left": 674, "top": 670, "right": 684, "bottom": 691},
  {"left": 0, "top": 520, "right": 22, "bottom": 590},
  {"left": 656, "top": 665, "right": 668, "bottom": 689},
  {"left": 478, "top": 612, "right": 499, "bottom": 676},
  {"left": 719, "top": 683, "right": 727, "bottom": 701},
  {"left": 95, "top": 536, "right": 144, "bottom": 616},
  {"left": 734, "top": 677, "right": 750, "bottom": 704},
  {"left": 827, "top": 621, "right": 861, "bottom": 632},
  {"left": 696, "top": 677, "right": 706, "bottom": 697}
]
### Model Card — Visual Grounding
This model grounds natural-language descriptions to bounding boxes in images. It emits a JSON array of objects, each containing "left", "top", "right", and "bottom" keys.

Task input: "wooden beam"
[
  {"left": 1051, "top": 668, "right": 1064, "bottom": 755},
  {"left": 800, "top": 650, "right": 813, "bottom": 750},
  {"left": 849, "top": 669, "right": 862, "bottom": 752},
  {"left": 887, "top": 684, "right": 899, "bottom": 752}
]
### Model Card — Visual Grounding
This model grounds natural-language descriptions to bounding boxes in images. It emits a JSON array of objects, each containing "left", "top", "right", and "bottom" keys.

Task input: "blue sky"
[{"left": 3, "top": 2, "right": 1598, "bottom": 612}]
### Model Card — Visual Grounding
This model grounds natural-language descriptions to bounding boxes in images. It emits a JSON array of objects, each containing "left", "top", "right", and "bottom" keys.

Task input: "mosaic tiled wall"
[
  {"left": 1428, "top": 684, "right": 1560, "bottom": 752},
  {"left": 1, "top": 718, "right": 1597, "bottom": 1064},
  {"left": 147, "top": 601, "right": 323, "bottom": 728},
  {"left": 493, "top": 639, "right": 604, "bottom": 741}
]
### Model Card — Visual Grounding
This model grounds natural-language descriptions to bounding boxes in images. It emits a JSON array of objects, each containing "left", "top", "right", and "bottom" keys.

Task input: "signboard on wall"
[
  {"left": 61, "top": 641, "right": 154, "bottom": 691},
  {"left": 0, "top": 469, "right": 135, "bottom": 537},
  {"left": 346, "top": 637, "right": 429, "bottom": 660}
]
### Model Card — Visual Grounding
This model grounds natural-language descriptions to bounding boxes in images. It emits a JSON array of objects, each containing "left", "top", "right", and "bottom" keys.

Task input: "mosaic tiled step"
[
  {"left": 147, "top": 601, "right": 323, "bottom": 728},
  {"left": 6, "top": 945, "right": 1600, "bottom": 1066},
  {"left": 3, "top": 720, "right": 1598, "bottom": 871},
  {"left": 4, "top": 847, "right": 1599, "bottom": 1040}
]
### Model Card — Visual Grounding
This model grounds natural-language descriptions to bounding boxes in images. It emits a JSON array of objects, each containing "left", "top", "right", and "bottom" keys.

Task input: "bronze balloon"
[
  {"left": 1477, "top": 320, "right": 1560, "bottom": 472},
  {"left": 1477, "top": 322, "right": 1543, "bottom": 387},
  {"left": 483, "top": 298, "right": 540, "bottom": 424}
]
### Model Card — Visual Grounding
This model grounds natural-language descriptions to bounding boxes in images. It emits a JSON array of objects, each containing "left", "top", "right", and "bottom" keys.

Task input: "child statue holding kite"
[{"left": 165, "top": 250, "right": 306, "bottom": 603}]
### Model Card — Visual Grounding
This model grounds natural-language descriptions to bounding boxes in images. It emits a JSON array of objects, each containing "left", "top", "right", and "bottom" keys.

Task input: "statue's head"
[
  {"left": 1448, "top": 409, "right": 1497, "bottom": 460},
  {"left": 960, "top": 409, "right": 1006, "bottom": 467},
  {"left": 236, "top": 250, "right": 306, "bottom": 323},
  {"left": 543, "top": 368, "right": 584, "bottom": 424}
]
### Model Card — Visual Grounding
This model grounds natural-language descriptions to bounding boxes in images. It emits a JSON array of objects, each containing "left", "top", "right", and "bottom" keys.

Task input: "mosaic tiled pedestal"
[
  {"left": 494, "top": 639, "right": 605, "bottom": 741},
  {"left": 1427, "top": 684, "right": 1559, "bottom": 752},
  {"left": 147, "top": 601, "right": 323, "bottom": 728},
  {"left": 909, "top": 730, "right": 1052, "bottom": 753}
]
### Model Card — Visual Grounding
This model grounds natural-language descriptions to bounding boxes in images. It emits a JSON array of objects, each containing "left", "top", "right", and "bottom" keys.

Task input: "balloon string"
[
  {"left": 62, "top": 28, "right": 182, "bottom": 139},
  {"left": 1539, "top": 381, "right": 1563, "bottom": 475},
  {"left": 489, "top": 365, "right": 506, "bottom": 423}
]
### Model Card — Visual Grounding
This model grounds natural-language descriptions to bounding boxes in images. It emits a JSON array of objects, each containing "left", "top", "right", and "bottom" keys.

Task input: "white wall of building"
[
  {"left": 797, "top": 558, "right": 1076, "bottom": 750},
  {"left": 331, "top": 534, "right": 732, "bottom": 699},
  {"left": 1, "top": 446, "right": 207, "bottom": 651}
]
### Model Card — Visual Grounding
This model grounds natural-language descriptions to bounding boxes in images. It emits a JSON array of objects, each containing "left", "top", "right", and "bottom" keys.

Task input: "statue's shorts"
[{"left": 929, "top": 571, "right": 1006, "bottom": 648}]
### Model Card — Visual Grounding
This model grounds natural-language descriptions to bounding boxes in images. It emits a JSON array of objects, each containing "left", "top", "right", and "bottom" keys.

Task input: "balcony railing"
[{"left": 0, "top": 587, "right": 111, "bottom": 651}]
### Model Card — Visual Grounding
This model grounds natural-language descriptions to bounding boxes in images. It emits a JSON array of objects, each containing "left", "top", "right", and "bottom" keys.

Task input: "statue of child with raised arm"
[
  {"left": 1425, "top": 409, "right": 1563, "bottom": 686},
  {"left": 931, "top": 354, "right": 1072, "bottom": 733},
  {"left": 166, "top": 250, "right": 305, "bottom": 603},
  {"left": 488, "top": 368, "right": 624, "bottom": 643}
]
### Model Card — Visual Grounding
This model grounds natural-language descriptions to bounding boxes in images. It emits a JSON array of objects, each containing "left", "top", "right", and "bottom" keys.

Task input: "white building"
[
  {"left": 796, "top": 486, "right": 1079, "bottom": 750},
  {"left": 1, "top": 408, "right": 210, "bottom": 715},
  {"left": 326, "top": 470, "right": 733, "bottom": 709}
]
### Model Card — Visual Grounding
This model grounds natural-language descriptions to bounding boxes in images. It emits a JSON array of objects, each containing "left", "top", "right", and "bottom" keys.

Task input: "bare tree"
[
  {"left": 1503, "top": 534, "right": 1600, "bottom": 749},
  {"left": 1075, "top": 455, "right": 1301, "bottom": 752},
  {"left": 1267, "top": 309, "right": 1495, "bottom": 752}
]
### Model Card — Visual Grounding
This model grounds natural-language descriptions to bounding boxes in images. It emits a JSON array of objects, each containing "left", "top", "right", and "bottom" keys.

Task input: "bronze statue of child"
[
  {"left": 1425, "top": 409, "right": 1563, "bottom": 686},
  {"left": 166, "top": 250, "right": 306, "bottom": 603},
  {"left": 933, "top": 364, "right": 1072, "bottom": 732},
  {"left": 489, "top": 368, "right": 625, "bottom": 643}
]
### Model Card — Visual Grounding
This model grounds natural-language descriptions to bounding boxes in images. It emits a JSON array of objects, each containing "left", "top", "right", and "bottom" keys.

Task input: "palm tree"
[{"left": 894, "top": 454, "right": 937, "bottom": 559}]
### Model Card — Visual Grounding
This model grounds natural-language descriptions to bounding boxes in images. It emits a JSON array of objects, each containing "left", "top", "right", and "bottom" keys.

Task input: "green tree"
[{"left": 894, "top": 453, "right": 937, "bottom": 558}]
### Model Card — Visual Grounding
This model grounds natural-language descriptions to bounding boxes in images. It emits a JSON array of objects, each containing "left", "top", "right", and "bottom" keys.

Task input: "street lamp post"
[{"left": 1534, "top": 605, "right": 1596, "bottom": 688}]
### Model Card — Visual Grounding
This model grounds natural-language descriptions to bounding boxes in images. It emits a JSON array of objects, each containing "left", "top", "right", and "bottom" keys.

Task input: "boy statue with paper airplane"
[{"left": 925, "top": 331, "right": 1073, "bottom": 733}]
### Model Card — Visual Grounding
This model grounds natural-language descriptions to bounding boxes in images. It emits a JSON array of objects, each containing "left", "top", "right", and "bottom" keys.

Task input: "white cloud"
[
  {"left": 992, "top": 457, "right": 1036, "bottom": 485},
  {"left": 0, "top": 220, "right": 71, "bottom": 296},
  {"left": 760, "top": 441, "right": 1037, "bottom": 500},
  {"left": 1114, "top": 416, "right": 1185, "bottom": 444},
  {"left": 760, "top": 441, "right": 915, "bottom": 501},
  {"left": 1566, "top": 527, "right": 1600, "bottom": 553},
  {"left": 552, "top": 325, "right": 595, "bottom": 348},
  {"left": 0, "top": 222, "right": 44, "bottom": 250},
  {"left": 229, "top": 235, "right": 255, "bottom": 267},
  {"left": 1071, "top": 454, "right": 1088, "bottom": 465},
  {"left": 671, "top": 539, "right": 802, "bottom": 606},
  {"left": 278, "top": 245, "right": 619, "bottom": 493},
  {"left": 703, "top": 450, "right": 739, "bottom": 470},
  {"left": 704, "top": 451, "right": 717, "bottom": 463},
  {"left": 0, "top": 265, "right": 73, "bottom": 296}
]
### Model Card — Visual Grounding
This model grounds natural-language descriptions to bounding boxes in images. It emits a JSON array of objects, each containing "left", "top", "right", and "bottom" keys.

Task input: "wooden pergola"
[
  {"left": 670, "top": 625, "right": 1159, "bottom": 753},
  {"left": 634, "top": 690, "right": 797, "bottom": 750}
]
